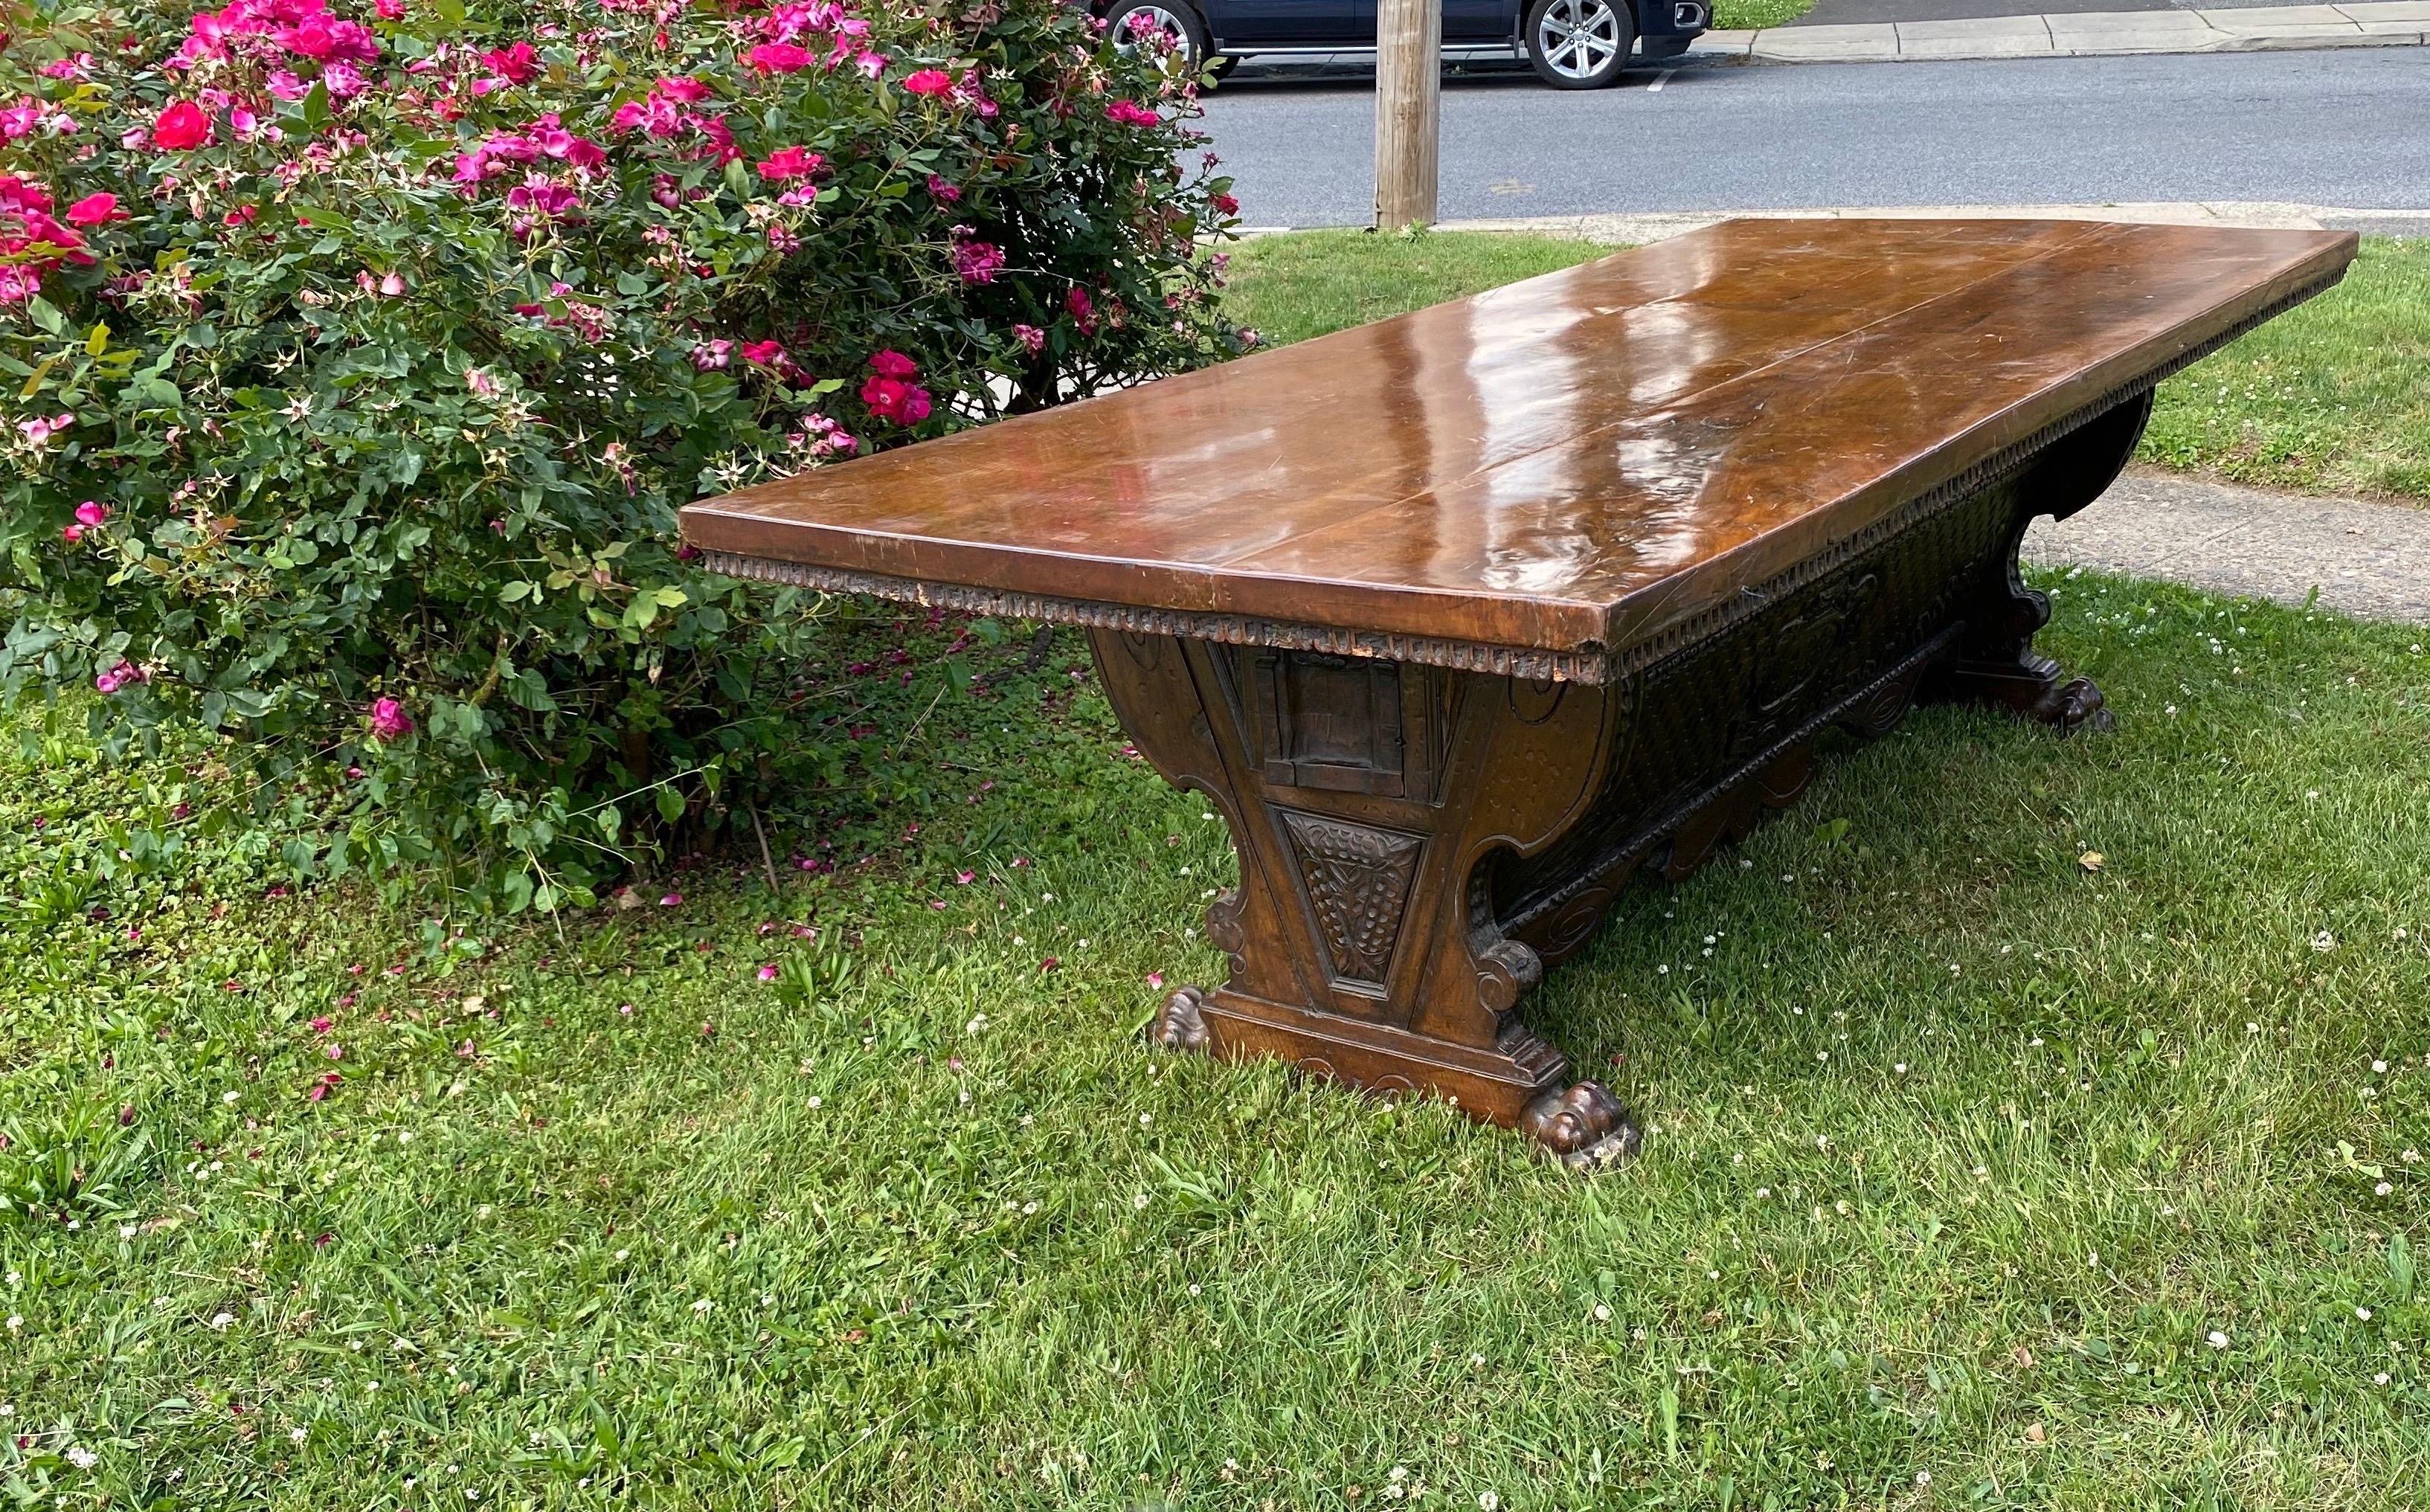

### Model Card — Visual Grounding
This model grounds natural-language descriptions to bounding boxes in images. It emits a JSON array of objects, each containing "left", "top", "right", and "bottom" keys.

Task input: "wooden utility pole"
[{"left": 1373, "top": 0, "right": 1439, "bottom": 229}]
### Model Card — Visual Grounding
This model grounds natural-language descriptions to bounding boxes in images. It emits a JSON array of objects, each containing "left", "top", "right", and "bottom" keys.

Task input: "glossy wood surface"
[{"left": 681, "top": 219, "right": 2353, "bottom": 657}]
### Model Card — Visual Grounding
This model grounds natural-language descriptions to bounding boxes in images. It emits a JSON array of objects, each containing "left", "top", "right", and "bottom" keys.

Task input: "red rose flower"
[
  {"left": 65, "top": 192, "right": 125, "bottom": 227},
  {"left": 754, "top": 146, "right": 822, "bottom": 181},
  {"left": 152, "top": 100, "right": 212, "bottom": 151},
  {"left": 748, "top": 42, "right": 814, "bottom": 73}
]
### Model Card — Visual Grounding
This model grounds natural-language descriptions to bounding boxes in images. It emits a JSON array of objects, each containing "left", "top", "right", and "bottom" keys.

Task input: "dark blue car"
[{"left": 1098, "top": 0, "right": 1707, "bottom": 89}]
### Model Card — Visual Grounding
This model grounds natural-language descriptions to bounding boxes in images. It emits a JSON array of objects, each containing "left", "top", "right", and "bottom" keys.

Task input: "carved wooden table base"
[{"left": 1106, "top": 393, "right": 2153, "bottom": 1165}]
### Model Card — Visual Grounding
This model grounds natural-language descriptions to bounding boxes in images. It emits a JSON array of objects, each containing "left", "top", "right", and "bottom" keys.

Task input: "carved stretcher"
[{"left": 682, "top": 219, "right": 2355, "bottom": 1164}]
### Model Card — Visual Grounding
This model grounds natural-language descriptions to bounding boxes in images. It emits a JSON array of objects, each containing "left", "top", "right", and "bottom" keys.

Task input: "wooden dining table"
[{"left": 682, "top": 218, "right": 2356, "bottom": 1165}]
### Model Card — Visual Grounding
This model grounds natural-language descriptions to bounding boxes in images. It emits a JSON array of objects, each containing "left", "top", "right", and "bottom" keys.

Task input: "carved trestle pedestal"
[{"left": 1095, "top": 394, "right": 2153, "bottom": 1165}]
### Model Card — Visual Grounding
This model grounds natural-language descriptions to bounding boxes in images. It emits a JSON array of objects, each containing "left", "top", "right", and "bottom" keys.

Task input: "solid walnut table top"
[{"left": 681, "top": 219, "right": 2354, "bottom": 680}]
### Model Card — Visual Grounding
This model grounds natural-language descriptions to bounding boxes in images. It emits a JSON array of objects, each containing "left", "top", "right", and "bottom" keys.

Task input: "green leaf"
[
  {"left": 301, "top": 81, "right": 330, "bottom": 131},
  {"left": 26, "top": 297, "right": 65, "bottom": 335},
  {"left": 655, "top": 786, "right": 684, "bottom": 824},
  {"left": 85, "top": 323, "right": 109, "bottom": 357},
  {"left": 498, "top": 581, "right": 534, "bottom": 604}
]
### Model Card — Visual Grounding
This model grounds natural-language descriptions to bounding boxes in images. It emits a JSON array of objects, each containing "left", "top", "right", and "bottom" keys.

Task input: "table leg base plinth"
[
  {"left": 1153, "top": 980, "right": 1639, "bottom": 1167},
  {"left": 1939, "top": 655, "right": 2114, "bottom": 735}
]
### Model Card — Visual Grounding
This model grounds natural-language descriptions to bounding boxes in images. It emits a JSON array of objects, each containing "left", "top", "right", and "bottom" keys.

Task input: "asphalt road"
[{"left": 1197, "top": 48, "right": 2430, "bottom": 225}]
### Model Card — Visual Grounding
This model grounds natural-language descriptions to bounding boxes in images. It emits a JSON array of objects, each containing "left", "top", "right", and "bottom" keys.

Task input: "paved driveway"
[
  {"left": 1199, "top": 48, "right": 2430, "bottom": 225},
  {"left": 1788, "top": 0, "right": 2308, "bottom": 22}
]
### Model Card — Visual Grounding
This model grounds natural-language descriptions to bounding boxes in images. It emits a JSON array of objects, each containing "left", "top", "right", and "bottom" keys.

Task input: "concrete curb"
[
  {"left": 1427, "top": 201, "right": 2430, "bottom": 245},
  {"left": 1688, "top": 0, "right": 2430, "bottom": 63}
]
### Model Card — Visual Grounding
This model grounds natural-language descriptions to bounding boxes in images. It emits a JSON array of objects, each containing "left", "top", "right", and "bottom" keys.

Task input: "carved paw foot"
[
  {"left": 2029, "top": 675, "right": 2115, "bottom": 736},
  {"left": 1519, "top": 1081, "right": 1643, "bottom": 1171},
  {"left": 1148, "top": 985, "right": 1213, "bottom": 1054}
]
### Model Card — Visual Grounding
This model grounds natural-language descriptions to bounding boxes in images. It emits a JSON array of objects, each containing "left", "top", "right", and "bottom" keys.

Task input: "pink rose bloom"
[
  {"left": 692, "top": 338, "right": 733, "bottom": 371},
  {"left": 1105, "top": 100, "right": 1161, "bottom": 128},
  {"left": 754, "top": 145, "right": 821, "bottom": 181},
  {"left": 926, "top": 174, "right": 960, "bottom": 202},
  {"left": 1066, "top": 285, "right": 1099, "bottom": 335},
  {"left": 740, "top": 339, "right": 788, "bottom": 368},
  {"left": 278, "top": 17, "right": 380, "bottom": 65},
  {"left": 376, "top": 0, "right": 406, "bottom": 18},
  {"left": 859, "top": 374, "right": 930, "bottom": 426},
  {"left": 611, "top": 95, "right": 678, "bottom": 137},
  {"left": 367, "top": 697, "right": 413, "bottom": 741},
  {"left": 901, "top": 68, "right": 954, "bottom": 96},
  {"left": 74, "top": 500, "right": 109, "bottom": 527},
  {"left": 748, "top": 42, "right": 814, "bottom": 73},
  {"left": 479, "top": 42, "right": 539, "bottom": 84},
  {"left": 1013, "top": 324, "right": 1045, "bottom": 354},
  {"left": 951, "top": 236, "right": 1004, "bottom": 286},
  {"left": 93, "top": 660, "right": 142, "bottom": 694},
  {"left": 867, "top": 349, "right": 918, "bottom": 381},
  {"left": 152, "top": 100, "right": 212, "bottom": 151},
  {"left": 64, "top": 193, "right": 123, "bottom": 227}
]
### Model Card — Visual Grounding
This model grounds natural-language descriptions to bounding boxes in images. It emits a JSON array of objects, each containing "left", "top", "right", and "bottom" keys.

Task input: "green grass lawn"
[
  {"left": 1712, "top": 0, "right": 1817, "bottom": 29},
  {"left": 5, "top": 234, "right": 2429, "bottom": 1510},
  {"left": 2144, "top": 237, "right": 2430, "bottom": 503},
  {"left": 1230, "top": 230, "right": 2430, "bottom": 506}
]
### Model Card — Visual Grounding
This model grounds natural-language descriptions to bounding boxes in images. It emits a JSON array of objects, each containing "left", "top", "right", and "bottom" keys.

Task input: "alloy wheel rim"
[
  {"left": 1114, "top": 4, "right": 1192, "bottom": 58},
  {"left": 1537, "top": 0, "right": 1623, "bottom": 79}
]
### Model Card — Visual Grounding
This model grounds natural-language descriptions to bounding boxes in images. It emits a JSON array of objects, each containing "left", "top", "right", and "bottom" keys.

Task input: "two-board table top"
[{"left": 680, "top": 219, "right": 2355, "bottom": 674}]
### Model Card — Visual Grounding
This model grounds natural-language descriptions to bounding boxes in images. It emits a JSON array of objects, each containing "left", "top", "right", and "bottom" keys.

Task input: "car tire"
[
  {"left": 1105, "top": 1, "right": 1211, "bottom": 73},
  {"left": 1523, "top": 0, "right": 1636, "bottom": 89}
]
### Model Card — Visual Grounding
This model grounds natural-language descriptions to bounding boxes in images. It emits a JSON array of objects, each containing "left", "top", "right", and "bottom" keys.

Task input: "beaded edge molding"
[
  {"left": 699, "top": 551, "right": 1610, "bottom": 683},
  {"left": 698, "top": 268, "right": 2342, "bottom": 688}
]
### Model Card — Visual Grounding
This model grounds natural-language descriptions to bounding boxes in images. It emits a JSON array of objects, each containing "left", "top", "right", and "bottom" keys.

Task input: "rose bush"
[{"left": 0, "top": 0, "right": 1241, "bottom": 905}]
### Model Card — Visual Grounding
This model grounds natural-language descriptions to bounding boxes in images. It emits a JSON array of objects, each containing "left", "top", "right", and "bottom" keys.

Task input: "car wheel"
[
  {"left": 1524, "top": 0, "right": 1636, "bottom": 89},
  {"left": 1105, "top": 1, "right": 1210, "bottom": 72}
]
